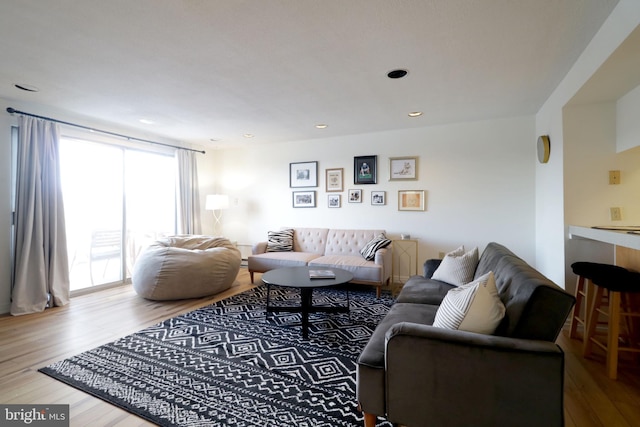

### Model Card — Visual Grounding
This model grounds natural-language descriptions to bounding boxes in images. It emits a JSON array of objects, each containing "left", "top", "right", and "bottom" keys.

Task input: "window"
[{"left": 60, "top": 138, "right": 176, "bottom": 292}]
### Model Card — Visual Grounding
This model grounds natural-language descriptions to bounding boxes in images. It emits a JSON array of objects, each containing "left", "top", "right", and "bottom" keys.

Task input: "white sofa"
[{"left": 248, "top": 228, "right": 392, "bottom": 297}]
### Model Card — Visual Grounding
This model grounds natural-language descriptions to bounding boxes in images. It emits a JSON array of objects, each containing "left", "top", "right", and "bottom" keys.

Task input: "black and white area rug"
[{"left": 40, "top": 285, "right": 394, "bottom": 426}]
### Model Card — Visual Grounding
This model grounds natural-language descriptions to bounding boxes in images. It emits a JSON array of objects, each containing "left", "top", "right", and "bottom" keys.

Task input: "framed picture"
[
  {"left": 398, "top": 190, "right": 426, "bottom": 211},
  {"left": 328, "top": 194, "right": 341, "bottom": 208},
  {"left": 389, "top": 156, "right": 418, "bottom": 180},
  {"left": 371, "top": 191, "right": 386, "bottom": 205},
  {"left": 325, "top": 168, "right": 343, "bottom": 192},
  {"left": 348, "top": 189, "right": 362, "bottom": 203},
  {"left": 354, "top": 155, "right": 377, "bottom": 184},
  {"left": 290, "top": 161, "right": 318, "bottom": 188},
  {"left": 293, "top": 191, "right": 316, "bottom": 208}
]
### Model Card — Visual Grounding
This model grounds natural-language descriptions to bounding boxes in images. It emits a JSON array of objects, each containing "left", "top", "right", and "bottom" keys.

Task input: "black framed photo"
[
  {"left": 293, "top": 191, "right": 316, "bottom": 208},
  {"left": 290, "top": 161, "right": 318, "bottom": 188},
  {"left": 354, "top": 155, "right": 377, "bottom": 184}
]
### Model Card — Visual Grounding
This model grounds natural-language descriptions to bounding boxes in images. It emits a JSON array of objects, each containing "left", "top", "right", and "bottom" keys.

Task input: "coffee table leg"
[
  {"left": 265, "top": 284, "right": 271, "bottom": 317},
  {"left": 300, "top": 287, "right": 312, "bottom": 339}
]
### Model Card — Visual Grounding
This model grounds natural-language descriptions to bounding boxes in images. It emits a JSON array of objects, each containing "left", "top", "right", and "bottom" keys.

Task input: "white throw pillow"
[
  {"left": 432, "top": 271, "right": 506, "bottom": 335},
  {"left": 431, "top": 246, "right": 479, "bottom": 286}
]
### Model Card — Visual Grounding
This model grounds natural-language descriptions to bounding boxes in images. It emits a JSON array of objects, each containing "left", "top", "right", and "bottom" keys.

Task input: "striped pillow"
[
  {"left": 431, "top": 246, "right": 478, "bottom": 286},
  {"left": 360, "top": 234, "right": 392, "bottom": 260},
  {"left": 432, "top": 271, "right": 505, "bottom": 334},
  {"left": 266, "top": 229, "right": 294, "bottom": 252}
]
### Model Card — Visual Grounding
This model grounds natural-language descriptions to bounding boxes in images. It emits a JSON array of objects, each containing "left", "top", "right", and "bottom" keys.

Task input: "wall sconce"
[{"left": 205, "top": 194, "right": 229, "bottom": 235}]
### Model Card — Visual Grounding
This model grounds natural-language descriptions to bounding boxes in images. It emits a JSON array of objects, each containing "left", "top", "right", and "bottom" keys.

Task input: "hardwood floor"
[{"left": 1, "top": 269, "right": 639, "bottom": 426}]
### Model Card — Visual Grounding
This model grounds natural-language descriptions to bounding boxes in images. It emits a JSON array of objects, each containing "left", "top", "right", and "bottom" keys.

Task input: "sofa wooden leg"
[
  {"left": 363, "top": 412, "right": 377, "bottom": 427},
  {"left": 250, "top": 271, "right": 254, "bottom": 283},
  {"left": 376, "top": 286, "right": 381, "bottom": 298}
]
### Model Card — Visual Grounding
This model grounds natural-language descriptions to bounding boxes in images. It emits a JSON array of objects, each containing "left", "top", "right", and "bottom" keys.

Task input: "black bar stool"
[{"left": 574, "top": 262, "right": 640, "bottom": 379}]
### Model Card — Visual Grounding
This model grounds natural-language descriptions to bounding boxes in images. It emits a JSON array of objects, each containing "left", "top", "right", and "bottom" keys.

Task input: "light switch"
[
  {"left": 609, "top": 170, "right": 621, "bottom": 185},
  {"left": 610, "top": 207, "right": 622, "bottom": 221}
]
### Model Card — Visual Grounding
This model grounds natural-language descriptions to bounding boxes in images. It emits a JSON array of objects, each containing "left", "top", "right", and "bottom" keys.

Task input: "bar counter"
[{"left": 569, "top": 225, "right": 640, "bottom": 270}]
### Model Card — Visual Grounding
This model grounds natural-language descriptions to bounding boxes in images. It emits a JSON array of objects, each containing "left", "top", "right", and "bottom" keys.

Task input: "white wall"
[
  {"left": 564, "top": 103, "right": 640, "bottom": 228},
  {"left": 617, "top": 84, "right": 640, "bottom": 152},
  {"left": 535, "top": 0, "right": 640, "bottom": 288},
  {"left": 201, "top": 115, "right": 537, "bottom": 266}
]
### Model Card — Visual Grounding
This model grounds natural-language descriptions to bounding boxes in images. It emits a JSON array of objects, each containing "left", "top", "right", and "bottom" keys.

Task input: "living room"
[{"left": 1, "top": 1, "right": 640, "bottom": 425}]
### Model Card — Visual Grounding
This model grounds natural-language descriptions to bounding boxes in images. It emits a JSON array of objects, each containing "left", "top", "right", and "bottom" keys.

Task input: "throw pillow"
[
  {"left": 432, "top": 271, "right": 506, "bottom": 335},
  {"left": 360, "top": 234, "right": 392, "bottom": 260},
  {"left": 266, "top": 229, "right": 294, "bottom": 252},
  {"left": 431, "top": 245, "right": 479, "bottom": 286}
]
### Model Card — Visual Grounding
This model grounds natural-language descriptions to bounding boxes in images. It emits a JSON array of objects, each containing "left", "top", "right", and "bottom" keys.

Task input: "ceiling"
[{"left": 0, "top": 0, "right": 620, "bottom": 149}]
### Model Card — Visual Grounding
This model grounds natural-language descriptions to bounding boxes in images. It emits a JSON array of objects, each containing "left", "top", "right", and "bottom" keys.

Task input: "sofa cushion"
[
  {"left": 323, "top": 229, "right": 386, "bottom": 256},
  {"left": 290, "top": 228, "right": 330, "bottom": 254},
  {"left": 266, "top": 229, "right": 294, "bottom": 252},
  {"left": 432, "top": 271, "right": 505, "bottom": 334},
  {"left": 492, "top": 255, "right": 575, "bottom": 341},
  {"left": 309, "top": 255, "right": 382, "bottom": 283},
  {"left": 248, "top": 251, "right": 322, "bottom": 272},
  {"left": 359, "top": 234, "right": 392, "bottom": 260},
  {"left": 474, "top": 242, "right": 517, "bottom": 279},
  {"left": 395, "top": 276, "right": 454, "bottom": 305},
  {"left": 432, "top": 246, "right": 479, "bottom": 286},
  {"left": 357, "top": 302, "right": 438, "bottom": 369}
]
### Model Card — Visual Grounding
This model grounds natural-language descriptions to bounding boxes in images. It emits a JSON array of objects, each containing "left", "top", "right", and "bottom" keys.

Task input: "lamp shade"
[{"left": 206, "top": 194, "right": 230, "bottom": 210}]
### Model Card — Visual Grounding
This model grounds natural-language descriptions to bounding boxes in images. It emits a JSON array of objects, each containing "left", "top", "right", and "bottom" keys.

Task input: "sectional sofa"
[
  {"left": 356, "top": 242, "right": 576, "bottom": 427},
  {"left": 248, "top": 227, "right": 392, "bottom": 296}
]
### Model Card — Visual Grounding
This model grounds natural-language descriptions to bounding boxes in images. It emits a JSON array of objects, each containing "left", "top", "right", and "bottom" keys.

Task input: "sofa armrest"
[
  {"left": 384, "top": 322, "right": 565, "bottom": 427},
  {"left": 252, "top": 241, "right": 267, "bottom": 254},
  {"left": 423, "top": 258, "right": 442, "bottom": 278},
  {"left": 374, "top": 247, "right": 392, "bottom": 282}
]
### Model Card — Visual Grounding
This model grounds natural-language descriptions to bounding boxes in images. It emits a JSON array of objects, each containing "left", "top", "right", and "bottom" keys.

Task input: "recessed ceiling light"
[
  {"left": 408, "top": 111, "right": 423, "bottom": 117},
  {"left": 14, "top": 83, "right": 40, "bottom": 92},
  {"left": 315, "top": 124, "right": 328, "bottom": 129},
  {"left": 387, "top": 69, "right": 408, "bottom": 79},
  {"left": 139, "top": 118, "right": 155, "bottom": 125},
  {"left": 243, "top": 134, "right": 254, "bottom": 138}
]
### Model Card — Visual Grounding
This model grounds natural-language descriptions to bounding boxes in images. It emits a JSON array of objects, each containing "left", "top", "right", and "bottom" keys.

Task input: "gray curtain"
[
  {"left": 176, "top": 149, "right": 202, "bottom": 235},
  {"left": 11, "top": 116, "right": 70, "bottom": 315}
]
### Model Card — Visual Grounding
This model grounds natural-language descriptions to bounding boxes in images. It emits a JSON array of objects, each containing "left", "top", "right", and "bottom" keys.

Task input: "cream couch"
[{"left": 248, "top": 228, "right": 392, "bottom": 296}]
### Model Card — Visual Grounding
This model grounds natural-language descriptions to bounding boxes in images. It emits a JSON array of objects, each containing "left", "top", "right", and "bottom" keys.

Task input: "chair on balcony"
[{"left": 89, "top": 230, "right": 122, "bottom": 285}]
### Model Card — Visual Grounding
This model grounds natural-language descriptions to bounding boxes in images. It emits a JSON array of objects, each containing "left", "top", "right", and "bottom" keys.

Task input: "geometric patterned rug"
[{"left": 40, "top": 285, "right": 395, "bottom": 426}]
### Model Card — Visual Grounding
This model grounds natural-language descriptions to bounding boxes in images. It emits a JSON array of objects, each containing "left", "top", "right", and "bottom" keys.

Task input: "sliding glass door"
[
  {"left": 124, "top": 149, "right": 177, "bottom": 277},
  {"left": 60, "top": 138, "right": 176, "bottom": 291}
]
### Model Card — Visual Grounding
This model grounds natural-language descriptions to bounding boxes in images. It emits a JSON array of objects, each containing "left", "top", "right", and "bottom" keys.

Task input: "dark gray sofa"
[{"left": 356, "top": 242, "right": 575, "bottom": 427}]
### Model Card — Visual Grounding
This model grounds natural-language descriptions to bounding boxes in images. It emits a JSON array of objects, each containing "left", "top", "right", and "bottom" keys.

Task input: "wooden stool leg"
[
  {"left": 584, "top": 285, "right": 604, "bottom": 357},
  {"left": 607, "top": 291, "right": 622, "bottom": 380},
  {"left": 570, "top": 276, "right": 586, "bottom": 339}
]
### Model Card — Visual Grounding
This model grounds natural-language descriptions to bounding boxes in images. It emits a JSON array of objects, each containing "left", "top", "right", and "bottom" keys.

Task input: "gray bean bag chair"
[{"left": 132, "top": 235, "right": 241, "bottom": 300}]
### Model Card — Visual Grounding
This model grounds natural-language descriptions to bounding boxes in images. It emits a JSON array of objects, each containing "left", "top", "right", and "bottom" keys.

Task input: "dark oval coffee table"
[{"left": 261, "top": 266, "right": 353, "bottom": 339}]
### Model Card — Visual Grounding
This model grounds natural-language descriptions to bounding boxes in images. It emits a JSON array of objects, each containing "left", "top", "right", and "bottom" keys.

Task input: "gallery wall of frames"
[{"left": 289, "top": 156, "right": 425, "bottom": 211}]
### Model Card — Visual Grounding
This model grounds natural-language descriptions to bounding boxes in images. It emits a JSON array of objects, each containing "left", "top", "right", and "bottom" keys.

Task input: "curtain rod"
[{"left": 6, "top": 107, "right": 205, "bottom": 154}]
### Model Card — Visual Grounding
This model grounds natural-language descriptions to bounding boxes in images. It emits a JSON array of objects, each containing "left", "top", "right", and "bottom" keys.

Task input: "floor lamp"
[{"left": 205, "top": 194, "right": 229, "bottom": 236}]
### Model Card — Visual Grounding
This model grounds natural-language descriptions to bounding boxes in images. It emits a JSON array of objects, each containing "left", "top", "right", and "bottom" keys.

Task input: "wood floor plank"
[{"left": 1, "top": 268, "right": 639, "bottom": 426}]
